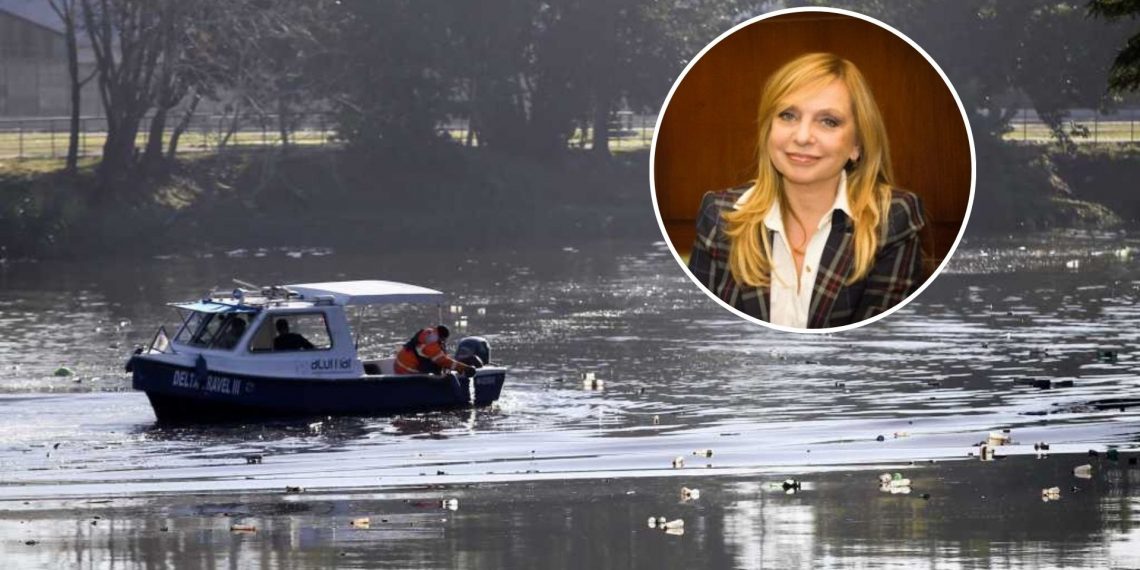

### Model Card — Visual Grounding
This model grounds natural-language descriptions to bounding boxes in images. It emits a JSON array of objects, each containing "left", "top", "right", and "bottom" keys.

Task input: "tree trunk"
[
  {"left": 591, "top": 92, "right": 611, "bottom": 158},
  {"left": 167, "top": 92, "right": 200, "bottom": 157},
  {"left": 277, "top": 98, "right": 291, "bottom": 150},
  {"left": 143, "top": 106, "right": 169, "bottom": 169}
]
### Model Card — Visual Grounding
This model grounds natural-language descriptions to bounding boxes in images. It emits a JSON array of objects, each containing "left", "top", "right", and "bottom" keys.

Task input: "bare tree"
[{"left": 47, "top": 0, "right": 97, "bottom": 174}]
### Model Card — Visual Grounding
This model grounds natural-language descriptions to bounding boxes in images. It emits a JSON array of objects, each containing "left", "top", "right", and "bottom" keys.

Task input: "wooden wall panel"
[{"left": 654, "top": 12, "right": 971, "bottom": 269}]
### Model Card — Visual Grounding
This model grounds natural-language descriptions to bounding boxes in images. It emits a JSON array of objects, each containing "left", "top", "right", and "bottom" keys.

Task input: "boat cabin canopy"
[
  {"left": 287, "top": 280, "right": 445, "bottom": 306},
  {"left": 157, "top": 280, "right": 444, "bottom": 355}
]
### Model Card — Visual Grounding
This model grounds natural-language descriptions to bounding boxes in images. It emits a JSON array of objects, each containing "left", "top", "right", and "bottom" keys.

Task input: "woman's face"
[{"left": 767, "top": 79, "right": 860, "bottom": 192}]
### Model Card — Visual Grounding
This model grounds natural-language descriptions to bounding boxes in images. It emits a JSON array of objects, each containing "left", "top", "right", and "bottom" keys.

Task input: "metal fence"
[
  {"left": 1007, "top": 108, "right": 1140, "bottom": 144},
  {"left": 0, "top": 112, "right": 340, "bottom": 160}
]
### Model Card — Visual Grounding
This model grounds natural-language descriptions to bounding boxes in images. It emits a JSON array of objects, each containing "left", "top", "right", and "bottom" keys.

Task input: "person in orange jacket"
[{"left": 394, "top": 325, "right": 475, "bottom": 376}]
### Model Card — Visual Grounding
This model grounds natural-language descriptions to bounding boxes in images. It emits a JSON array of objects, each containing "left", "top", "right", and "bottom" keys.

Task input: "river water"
[{"left": 2, "top": 232, "right": 1140, "bottom": 567}]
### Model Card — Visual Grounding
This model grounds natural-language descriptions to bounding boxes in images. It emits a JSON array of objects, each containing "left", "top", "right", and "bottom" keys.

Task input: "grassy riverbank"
[
  {"left": 0, "top": 147, "right": 658, "bottom": 260},
  {"left": 0, "top": 143, "right": 1133, "bottom": 261}
]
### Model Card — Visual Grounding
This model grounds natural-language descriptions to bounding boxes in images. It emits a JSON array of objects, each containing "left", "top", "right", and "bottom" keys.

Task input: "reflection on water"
[
  {"left": 2, "top": 232, "right": 1140, "bottom": 566},
  {"left": 2, "top": 455, "right": 1138, "bottom": 568}
]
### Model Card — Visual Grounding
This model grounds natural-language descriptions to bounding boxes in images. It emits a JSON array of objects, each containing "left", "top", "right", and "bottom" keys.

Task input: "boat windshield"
[{"left": 173, "top": 311, "right": 255, "bottom": 349}]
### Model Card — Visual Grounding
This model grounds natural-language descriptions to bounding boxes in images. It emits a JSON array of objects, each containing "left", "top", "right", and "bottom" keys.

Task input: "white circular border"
[{"left": 649, "top": 6, "right": 977, "bottom": 335}]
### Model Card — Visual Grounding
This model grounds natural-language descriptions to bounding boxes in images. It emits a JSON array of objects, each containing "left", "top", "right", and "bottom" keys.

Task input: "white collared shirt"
[{"left": 734, "top": 171, "right": 851, "bottom": 328}]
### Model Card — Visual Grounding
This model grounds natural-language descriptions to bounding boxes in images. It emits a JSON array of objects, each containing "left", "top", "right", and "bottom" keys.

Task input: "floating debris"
[
  {"left": 647, "top": 516, "right": 684, "bottom": 534},
  {"left": 441, "top": 498, "right": 458, "bottom": 511},
  {"left": 977, "top": 444, "right": 996, "bottom": 461},
  {"left": 691, "top": 449, "right": 713, "bottom": 458},
  {"left": 449, "top": 305, "right": 463, "bottom": 314},
  {"left": 244, "top": 455, "right": 263, "bottom": 465},
  {"left": 284, "top": 486, "right": 305, "bottom": 494},
  {"left": 878, "top": 473, "right": 912, "bottom": 494},
  {"left": 350, "top": 517, "right": 370, "bottom": 528},
  {"left": 1034, "top": 442, "right": 1050, "bottom": 458},
  {"left": 1096, "top": 348, "right": 1120, "bottom": 363},
  {"left": 581, "top": 372, "right": 604, "bottom": 390},
  {"left": 987, "top": 431, "right": 1011, "bottom": 446},
  {"left": 1064, "top": 259, "right": 1080, "bottom": 269},
  {"left": 781, "top": 479, "right": 802, "bottom": 492},
  {"left": 681, "top": 487, "right": 701, "bottom": 501},
  {"left": 652, "top": 415, "right": 661, "bottom": 425},
  {"left": 53, "top": 366, "right": 73, "bottom": 377},
  {"left": 672, "top": 456, "right": 685, "bottom": 469},
  {"left": 875, "top": 435, "right": 886, "bottom": 442},
  {"left": 1073, "top": 464, "right": 1093, "bottom": 479},
  {"left": 1041, "top": 487, "right": 1061, "bottom": 502},
  {"left": 230, "top": 524, "right": 257, "bottom": 533},
  {"left": 893, "top": 432, "right": 909, "bottom": 439}
]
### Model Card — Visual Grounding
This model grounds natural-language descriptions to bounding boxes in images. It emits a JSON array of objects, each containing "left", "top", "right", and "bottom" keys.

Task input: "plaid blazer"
[{"left": 687, "top": 185, "right": 926, "bottom": 328}]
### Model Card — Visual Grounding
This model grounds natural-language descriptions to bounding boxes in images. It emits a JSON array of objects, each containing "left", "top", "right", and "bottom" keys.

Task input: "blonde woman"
[{"left": 688, "top": 52, "right": 925, "bottom": 329}]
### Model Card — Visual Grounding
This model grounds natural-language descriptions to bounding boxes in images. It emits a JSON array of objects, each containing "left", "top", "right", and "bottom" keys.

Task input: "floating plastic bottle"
[
  {"left": 1073, "top": 464, "right": 1093, "bottom": 479},
  {"left": 681, "top": 487, "right": 700, "bottom": 501},
  {"left": 672, "top": 456, "right": 685, "bottom": 469},
  {"left": 692, "top": 449, "right": 713, "bottom": 458},
  {"left": 350, "top": 517, "right": 370, "bottom": 528}
]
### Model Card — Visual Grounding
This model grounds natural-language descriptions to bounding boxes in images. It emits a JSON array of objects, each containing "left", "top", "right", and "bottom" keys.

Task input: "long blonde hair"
[{"left": 723, "top": 52, "right": 893, "bottom": 288}]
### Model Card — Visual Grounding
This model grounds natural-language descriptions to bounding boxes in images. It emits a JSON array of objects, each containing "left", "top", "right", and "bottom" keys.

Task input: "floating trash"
[
  {"left": 647, "top": 516, "right": 684, "bottom": 534},
  {"left": 1073, "top": 464, "right": 1093, "bottom": 479},
  {"left": 350, "top": 517, "right": 370, "bottom": 528},
  {"left": 652, "top": 415, "right": 661, "bottom": 425},
  {"left": 672, "top": 456, "right": 685, "bottom": 469},
  {"left": 1034, "top": 442, "right": 1050, "bottom": 458},
  {"left": 1041, "top": 487, "right": 1061, "bottom": 502},
  {"left": 1065, "top": 259, "right": 1080, "bottom": 269},
  {"left": 977, "top": 444, "right": 996, "bottom": 461},
  {"left": 449, "top": 305, "right": 463, "bottom": 314},
  {"left": 442, "top": 498, "right": 458, "bottom": 511},
  {"left": 476, "top": 307, "right": 487, "bottom": 315},
  {"left": 681, "top": 487, "right": 701, "bottom": 501},
  {"left": 1096, "top": 348, "right": 1120, "bottom": 363},
  {"left": 581, "top": 372, "right": 603, "bottom": 390},
  {"left": 692, "top": 449, "right": 713, "bottom": 458},
  {"left": 53, "top": 366, "right": 73, "bottom": 377},
  {"left": 781, "top": 479, "right": 802, "bottom": 492},
  {"left": 284, "top": 486, "right": 305, "bottom": 494},
  {"left": 987, "top": 431, "right": 1011, "bottom": 446},
  {"left": 893, "top": 432, "right": 909, "bottom": 439},
  {"left": 878, "top": 473, "right": 892, "bottom": 485},
  {"left": 244, "top": 455, "right": 263, "bottom": 464},
  {"left": 230, "top": 524, "right": 257, "bottom": 533}
]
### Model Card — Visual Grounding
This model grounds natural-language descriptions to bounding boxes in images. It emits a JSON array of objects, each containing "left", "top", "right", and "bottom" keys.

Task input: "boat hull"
[{"left": 130, "top": 356, "right": 507, "bottom": 423}]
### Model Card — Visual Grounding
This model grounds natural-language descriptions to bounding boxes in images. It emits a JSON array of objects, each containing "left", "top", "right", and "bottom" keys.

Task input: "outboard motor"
[{"left": 455, "top": 336, "right": 491, "bottom": 368}]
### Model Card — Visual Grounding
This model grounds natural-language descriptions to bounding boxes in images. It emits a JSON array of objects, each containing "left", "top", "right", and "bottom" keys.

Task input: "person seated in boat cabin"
[
  {"left": 213, "top": 315, "right": 248, "bottom": 350},
  {"left": 274, "top": 318, "right": 315, "bottom": 351},
  {"left": 394, "top": 325, "right": 475, "bottom": 376}
]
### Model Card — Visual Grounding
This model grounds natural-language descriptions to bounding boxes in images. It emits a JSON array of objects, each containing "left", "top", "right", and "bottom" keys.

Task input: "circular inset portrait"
[{"left": 651, "top": 8, "right": 974, "bottom": 333}]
